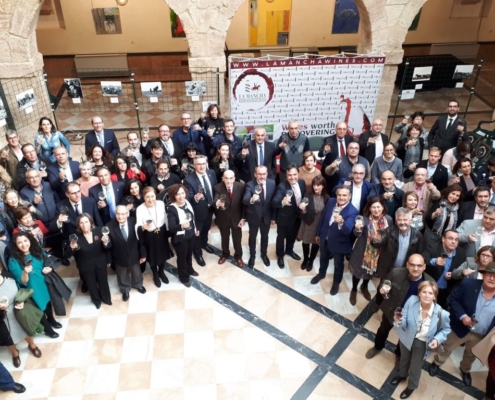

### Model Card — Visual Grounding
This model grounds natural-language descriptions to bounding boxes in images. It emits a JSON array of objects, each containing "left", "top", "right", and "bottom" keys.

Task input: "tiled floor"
[{"left": 0, "top": 225, "right": 487, "bottom": 399}]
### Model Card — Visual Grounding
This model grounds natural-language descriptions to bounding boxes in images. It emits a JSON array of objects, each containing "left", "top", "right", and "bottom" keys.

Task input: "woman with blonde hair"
[
  {"left": 2, "top": 189, "right": 42, "bottom": 234},
  {"left": 76, "top": 161, "right": 100, "bottom": 197},
  {"left": 0, "top": 165, "right": 12, "bottom": 201}
]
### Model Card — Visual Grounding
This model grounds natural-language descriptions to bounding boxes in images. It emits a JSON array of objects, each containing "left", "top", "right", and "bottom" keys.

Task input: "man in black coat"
[
  {"left": 243, "top": 165, "right": 276, "bottom": 268},
  {"left": 183, "top": 155, "right": 217, "bottom": 266},
  {"left": 140, "top": 124, "right": 183, "bottom": 163},
  {"left": 429, "top": 100, "right": 468, "bottom": 155},
  {"left": 457, "top": 186, "right": 490, "bottom": 226},
  {"left": 88, "top": 167, "right": 124, "bottom": 224},
  {"left": 16, "top": 143, "right": 50, "bottom": 190},
  {"left": 368, "top": 170, "right": 404, "bottom": 219},
  {"left": 271, "top": 163, "right": 306, "bottom": 268},
  {"left": 85, "top": 116, "right": 120, "bottom": 157},
  {"left": 106, "top": 205, "right": 146, "bottom": 301},
  {"left": 235, "top": 127, "right": 276, "bottom": 183},
  {"left": 403, "top": 147, "right": 449, "bottom": 191},
  {"left": 47, "top": 146, "right": 81, "bottom": 199},
  {"left": 358, "top": 119, "right": 389, "bottom": 166}
]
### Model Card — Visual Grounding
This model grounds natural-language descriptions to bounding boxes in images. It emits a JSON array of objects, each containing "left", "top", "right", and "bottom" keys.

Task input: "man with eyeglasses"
[
  {"left": 429, "top": 100, "right": 468, "bottom": 156},
  {"left": 423, "top": 229, "right": 466, "bottom": 307},
  {"left": 0, "top": 129, "right": 24, "bottom": 188},
  {"left": 141, "top": 124, "right": 183, "bottom": 164},
  {"left": 365, "top": 254, "right": 434, "bottom": 363},
  {"left": 16, "top": 143, "right": 50, "bottom": 190},
  {"left": 47, "top": 146, "right": 81, "bottom": 200},
  {"left": 325, "top": 142, "right": 371, "bottom": 184},
  {"left": 429, "top": 262, "right": 495, "bottom": 387},
  {"left": 458, "top": 207, "right": 495, "bottom": 257},
  {"left": 332, "top": 164, "right": 372, "bottom": 214},
  {"left": 85, "top": 116, "right": 120, "bottom": 157},
  {"left": 358, "top": 119, "right": 390, "bottom": 166},
  {"left": 173, "top": 112, "right": 207, "bottom": 156}
]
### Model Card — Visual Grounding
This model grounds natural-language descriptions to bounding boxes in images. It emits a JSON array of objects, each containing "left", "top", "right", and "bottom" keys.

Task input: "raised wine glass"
[
  {"left": 101, "top": 226, "right": 110, "bottom": 236},
  {"left": 69, "top": 234, "right": 79, "bottom": 250},
  {"left": 393, "top": 307, "right": 403, "bottom": 327},
  {"left": 98, "top": 191, "right": 106, "bottom": 202},
  {"left": 381, "top": 280, "right": 392, "bottom": 299},
  {"left": 185, "top": 213, "right": 193, "bottom": 230}
]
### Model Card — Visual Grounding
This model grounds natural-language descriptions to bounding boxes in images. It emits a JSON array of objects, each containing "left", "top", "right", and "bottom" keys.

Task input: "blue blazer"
[
  {"left": 243, "top": 179, "right": 276, "bottom": 225},
  {"left": 316, "top": 198, "right": 358, "bottom": 254},
  {"left": 47, "top": 160, "right": 82, "bottom": 199},
  {"left": 85, "top": 129, "right": 120, "bottom": 157},
  {"left": 448, "top": 279, "right": 495, "bottom": 338},
  {"left": 397, "top": 295, "right": 451, "bottom": 359},
  {"left": 88, "top": 182, "right": 124, "bottom": 224},
  {"left": 333, "top": 178, "right": 372, "bottom": 212},
  {"left": 19, "top": 182, "right": 60, "bottom": 227},
  {"left": 183, "top": 170, "right": 217, "bottom": 221},
  {"left": 173, "top": 127, "right": 207, "bottom": 156},
  {"left": 50, "top": 197, "right": 103, "bottom": 236}
]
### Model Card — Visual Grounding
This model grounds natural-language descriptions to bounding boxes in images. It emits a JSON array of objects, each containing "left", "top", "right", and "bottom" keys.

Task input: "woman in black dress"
[
  {"left": 135, "top": 187, "right": 171, "bottom": 287},
  {"left": 65, "top": 214, "right": 112, "bottom": 309},
  {"left": 209, "top": 143, "right": 237, "bottom": 183},
  {"left": 167, "top": 184, "right": 199, "bottom": 287}
]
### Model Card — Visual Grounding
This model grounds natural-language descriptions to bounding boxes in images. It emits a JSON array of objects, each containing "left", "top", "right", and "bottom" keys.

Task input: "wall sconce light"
[{"left": 116, "top": 0, "right": 128, "bottom": 6}]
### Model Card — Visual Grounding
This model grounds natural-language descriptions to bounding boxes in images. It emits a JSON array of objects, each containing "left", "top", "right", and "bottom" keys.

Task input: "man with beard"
[
  {"left": 428, "top": 100, "right": 469, "bottom": 155},
  {"left": 457, "top": 186, "right": 490, "bottom": 225}
]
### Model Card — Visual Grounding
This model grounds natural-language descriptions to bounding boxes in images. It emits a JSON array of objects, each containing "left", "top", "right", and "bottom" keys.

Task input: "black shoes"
[
  {"left": 12, "top": 383, "right": 26, "bottom": 393},
  {"left": 461, "top": 371, "right": 472, "bottom": 386},
  {"left": 81, "top": 282, "right": 88, "bottom": 293},
  {"left": 310, "top": 274, "right": 324, "bottom": 285},
  {"left": 261, "top": 254, "right": 270, "bottom": 266},
  {"left": 194, "top": 255, "right": 206, "bottom": 267},
  {"left": 94, "top": 302, "right": 101, "bottom": 309},
  {"left": 122, "top": 292, "right": 129, "bottom": 301},
  {"left": 277, "top": 258, "right": 285, "bottom": 268},
  {"left": 45, "top": 331, "right": 59, "bottom": 339},
  {"left": 330, "top": 282, "right": 340, "bottom": 295},
  {"left": 371, "top": 302, "right": 380, "bottom": 313},
  {"left": 190, "top": 270, "right": 199, "bottom": 277},
  {"left": 152, "top": 272, "right": 161, "bottom": 288},
  {"left": 49, "top": 320, "right": 63, "bottom": 329},
  {"left": 248, "top": 255, "right": 255, "bottom": 268},
  {"left": 183, "top": 281, "right": 191, "bottom": 288},
  {"left": 204, "top": 244, "right": 215, "bottom": 254},
  {"left": 301, "top": 258, "right": 309, "bottom": 270},
  {"left": 159, "top": 270, "right": 169, "bottom": 284},
  {"left": 390, "top": 376, "right": 406, "bottom": 386},
  {"left": 62, "top": 258, "right": 71, "bottom": 266},
  {"left": 428, "top": 363, "right": 439, "bottom": 377},
  {"left": 400, "top": 388, "right": 414, "bottom": 399},
  {"left": 137, "top": 287, "right": 146, "bottom": 294},
  {"left": 285, "top": 251, "right": 301, "bottom": 260},
  {"left": 306, "top": 259, "right": 314, "bottom": 272}
]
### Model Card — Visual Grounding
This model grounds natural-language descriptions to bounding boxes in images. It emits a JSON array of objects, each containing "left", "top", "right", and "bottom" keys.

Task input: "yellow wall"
[{"left": 36, "top": 0, "right": 188, "bottom": 55}]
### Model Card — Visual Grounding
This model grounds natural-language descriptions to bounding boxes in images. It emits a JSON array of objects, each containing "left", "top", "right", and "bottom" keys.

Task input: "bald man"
[
  {"left": 401, "top": 168, "right": 441, "bottom": 213},
  {"left": 358, "top": 119, "right": 389, "bottom": 166}
]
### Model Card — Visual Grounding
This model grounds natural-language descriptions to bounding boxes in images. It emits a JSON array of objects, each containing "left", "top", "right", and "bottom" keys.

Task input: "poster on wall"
[
  {"left": 92, "top": 8, "right": 122, "bottom": 34},
  {"left": 249, "top": 0, "right": 292, "bottom": 46},
  {"left": 332, "top": 0, "right": 360, "bottom": 34},
  {"left": 185, "top": 81, "right": 206, "bottom": 96},
  {"left": 453, "top": 65, "right": 474, "bottom": 80},
  {"left": 64, "top": 78, "right": 83, "bottom": 98},
  {"left": 16, "top": 89, "right": 36, "bottom": 111},
  {"left": 101, "top": 81, "right": 123, "bottom": 96},
  {"left": 0, "top": 98, "right": 6, "bottom": 120},
  {"left": 140, "top": 82, "right": 163, "bottom": 97},
  {"left": 170, "top": 9, "right": 185, "bottom": 37},
  {"left": 412, "top": 66, "right": 432, "bottom": 82},
  {"left": 229, "top": 55, "right": 386, "bottom": 140}
]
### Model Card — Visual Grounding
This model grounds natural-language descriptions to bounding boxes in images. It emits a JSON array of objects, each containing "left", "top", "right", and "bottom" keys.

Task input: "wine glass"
[
  {"left": 59, "top": 205, "right": 69, "bottom": 215},
  {"left": 393, "top": 307, "right": 403, "bottom": 327},
  {"left": 69, "top": 234, "right": 79, "bottom": 250},
  {"left": 218, "top": 194, "right": 227, "bottom": 210},
  {"left": 98, "top": 191, "right": 106, "bottom": 202},
  {"left": 355, "top": 215, "right": 364, "bottom": 230},
  {"left": 101, "top": 226, "right": 110, "bottom": 236},
  {"left": 382, "top": 280, "right": 392, "bottom": 299},
  {"left": 281, "top": 134, "right": 289, "bottom": 144},
  {"left": 143, "top": 126, "right": 149, "bottom": 136},
  {"left": 475, "top": 227, "right": 483, "bottom": 241},
  {"left": 185, "top": 213, "right": 193, "bottom": 230},
  {"left": 198, "top": 185, "right": 205, "bottom": 195},
  {"left": 470, "top": 314, "right": 478, "bottom": 331},
  {"left": 285, "top": 190, "right": 293, "bottom": 198},
  {"left": 301, "top": 197, "right": 309, "bottom": 206},
  {"left": 40, "top": 161, "right": 46, "bottom": 172},
  {"left": 24, "top": 259, "right": 33, "bottom": 268},
  {"left": 254, "top": 185, "right": 262, "bottom": 195},
  {"left": 333, "top": 206, "right": 341, "bottom": 216}
]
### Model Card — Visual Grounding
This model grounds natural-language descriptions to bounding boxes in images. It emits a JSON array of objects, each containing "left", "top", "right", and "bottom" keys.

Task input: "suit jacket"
[
  {"left": 235, "top": 140, "right": 276, "bottom": 183},
  {"left": 47, "top": 161, "right": 81, "bottom": 199},
  {"left": 316, "top": 198, "right": 358, "bottom": 254},
  {"left": 333, "top": 179, "right": 373, "bottom": 213},
  {"left": 429, "top": 115, "right": 468, "bottom": 155},
  {"left": 88, "top": 182, "right": 124, "bottom": 224},
  {"left": 396, "top": 137, "right": 425, "bottom": 167},
  {"left": 403, "top": 161, "right": 449, "bottom": 191},
  {"left": 243, "top": 179, "right": 276, "bottom": 226},
  {"left": 318, "top": 135, "right": 353, "bottom": 172},
  {"left": 448, "top": 279, "right": 495, "bottom": 338},
  {"left": 271, "top": 180, "right": 306, "bottom": 227},
  {"left": 183, "top": 170, "right": 217, "bottom": 221},
  {"left": 106, "top": 217, "right": 145, "bottom": 268},
  {"left": 19, "top": 182, "right": 59, "bottom": 228},
  {"left": 85, "top": 129, "right": 120, "bottom": 157},
  {"left": 401, "top": 181, "right": 441, "bottom": 214},
  {"left": 50, "top": 197, "right": 103, "bottom": 237},
  {"left": 16, "top": 156, "right": 51, "bottom": 190},
  {"left": 213, "top": 181, "right": 245, "bottom": 228},
  {"left": 172, "top": 127, "right": 207, "bottom": 155},
  {"left": 64, "top": 227, "right": 111, "bottom": 273},
  {"left": 368, "top": 184, "right": 404, "bottom": 209},
  {"left": 141, "top": 138, "right": 183, "bottom": 161},
  {"left": 457, "top": 219, "right": 495, "bottom": 257},
  {"left": 457, "top": 173, "right": 480, "bottom": 202},
  {"left": 0, "top": 145, "right": 23, "bottom": 189},
  {"left": 457, "top": 201, "right": 479, "bottom": 226},
  {"left": 358, "top": 132, "right": 390, "bottom": 166}
]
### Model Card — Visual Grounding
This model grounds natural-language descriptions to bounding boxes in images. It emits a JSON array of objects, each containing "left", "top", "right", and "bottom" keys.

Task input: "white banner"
[{"left": 229, "top": 55, "right": 385, "bottom": 140}]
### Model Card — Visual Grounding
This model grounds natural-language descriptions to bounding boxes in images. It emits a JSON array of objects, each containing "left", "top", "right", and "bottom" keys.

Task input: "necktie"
[
  {"left": 259, "top": 145, "right": 264, "bottom": 165},
  {"left": 120, "top": 224, "right": 128, "bottom": 241},
  {"left": 74, "top": 203, "right": 80, "bottom": 216},
  {"left": 292, "top": 184, "right": 301, "bottom": 206},
  {"left": 98, "top": 133, "right": 104, "bottom": 146},
  {"left": 165, "top": 141, "right": 171, "bottom": 155},
  {"left": 228, "top": 187, "right": 233, "bottom": 201},
  {"left": 491, "top": 193, "right": 495, "bottom": 204},
  {"left": 339, "top": 140, "right": 345, "bottom": 157},
  {"left": 202, "top": 176, "right": 213, "bottom": 204},
  {"left": 447, "top": 118, "right": 453, "bottom": 130},
  {"left": 105, "top": 186, "right": 116, "bottom": 218},
  {"left": 261, "top": 185, "right": 265, "bottom": 202}
]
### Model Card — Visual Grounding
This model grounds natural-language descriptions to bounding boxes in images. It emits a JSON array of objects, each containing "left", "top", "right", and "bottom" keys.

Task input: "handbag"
[{"left": 13, "top": 288, "right": 44, "bottom": 336}]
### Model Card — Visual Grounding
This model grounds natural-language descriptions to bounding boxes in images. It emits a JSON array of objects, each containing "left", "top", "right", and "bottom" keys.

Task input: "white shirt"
[
  {"left": 474, "top": 205, "right": 484, "bottom": 220},
  {"left": 162, "top": 139, "right": 174, "bottom": 156},
  {"left": 13, "top": 147, "right": 23, "bottom": 161},
  {"left": 415, "top": 304, "right": 434, "bottom": 342},
  {"left": 351, "top": 183, "right": 362, "bottom": 212},
  {"left": 374, "top": 135, "right": 384, "bottom": 158},
  {"left": 446, "top": 115, "right": 458, "bottom": 129},
  {"left": 480, "top": 227, "right": 495, "bottom": 247},
  {"left": 196, "top": 172, "right": 212, "bottom": 196},
  {"left": 58, "top": 163, "right": 73, "bottom": 182}
]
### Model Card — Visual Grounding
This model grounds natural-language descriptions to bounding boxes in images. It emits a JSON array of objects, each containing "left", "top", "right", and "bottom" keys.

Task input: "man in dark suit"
[
  {"left": 457, "top": 186, "right": 490, "bottom": 226},
  {"left": 183, "top": 155, "right": 217, "bottom": 266},
  {"left": 213, "top": 170, "right": 245, "bottom": 267},
  {"left": 85, "top": 116, "right": 120, "bottom": 157},
  {"left": 120, "top": 132, "right": 143, "bottom": 166},
  {"left": 272, "top": 163, "right": 306, "bottom": 268},
  {"left": 89, "top": 167, "right": 124, "bottom": 224},
  {"left": 311, "top": 186, "right": 358, "bottom": 295},
  {"left": 16, "top": 143, "right": 50, "bottom": 190},
  {"left": 422, "top": 229, "right": 466, "bottom": 307},
  {"left": 429, "top": 263, "right": 495, "bottom": 386},
  {"left": 429, "top": 100, "right": 469, "bottom": 155},
  {"left": 403, "top": 147, "right": 449, "bottom": 191},
  {"left": 205, "top": 118, "right": 243, "bottom": 158},
  {"left": 51, "top": 181, "right": 103, "bottom": 237},
  {"left": 141, "top": 124, "right": 183, "bottom": 163},
  {"left": 368, "top": 170, "right": 404, "bottom": 218},
  {"left": 173, "top": 112, "right": 207, "bottom": 155},
  {"left": 106, "top": 205, "right": 146, "bottom": 301},
  {"left": 243, "top": 165, "right": 276, "bottom": 268},
  {"left": 358, "top": 119, "right": 389, "bottom": 166},
  {"left": 47, "top": 146, "right": 81, "bottom": 199},
  {"left": 333, "top": 164, "right": 372, "bottom": 214},
  {"left": 236, "top": 127, "right": 276, "bottom": 183}
]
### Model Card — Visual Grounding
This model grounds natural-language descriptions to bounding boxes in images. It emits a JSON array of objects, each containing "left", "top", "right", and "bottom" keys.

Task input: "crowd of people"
[{"left": 0, "top": 101, "right": 494, "bottom": 399}]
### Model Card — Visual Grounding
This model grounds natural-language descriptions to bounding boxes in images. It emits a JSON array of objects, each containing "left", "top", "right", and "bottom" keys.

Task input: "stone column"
[{"left": 0, "top": 0, "right": 51, "bottom": 147}]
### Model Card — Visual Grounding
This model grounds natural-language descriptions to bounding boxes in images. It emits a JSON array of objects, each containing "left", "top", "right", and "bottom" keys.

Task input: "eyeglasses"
[
  {"left": 158, "top": 130, "right": 170, "bottom": 133},
  {"left": 480, "top": 254, "right": 493, "bottom": 259}
]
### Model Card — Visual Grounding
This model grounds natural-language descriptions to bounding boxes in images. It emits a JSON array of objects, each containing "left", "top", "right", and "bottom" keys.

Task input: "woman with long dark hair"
[
  {"left": 197, "top": 104, "right": 224, "bottom": 136},
  {"left": 209, "top": 143, "right": 237, "bottom": 183},
  {"left": 111, "top": 155, "right": 146, "bottom": 184},
  {"left": 123, "top": 179, "right": 144, "bottom": 218},
  {"left": 86, "top": 144, "right": 113, "bottom": 174},
  {"left": 8, "top": 232, "right": 60, "bottom": 338},
  {"left": 179, "top": 143, "right": 198, "bottom": 179},
  {"left": 448, "top": 158, "right": 479, "bottom": 202},
  {"left": 34, "top": 117, "right": 70, "bottom": 163},
  {"left": 426, "top": 184, "right": 463, "bottom": 235},
  {"left": 396, "top": 124, "right": 424, "bottom": 181}
]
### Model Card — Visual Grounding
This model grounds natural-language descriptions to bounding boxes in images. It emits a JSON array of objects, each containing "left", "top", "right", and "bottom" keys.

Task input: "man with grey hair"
[
  {"left": 274, "top": 120, "right": 310, "bottom": 182},
  {"left": 236, "top": 127, "right": 276, "bottom": 182},
  {"left": 401, "top": 167, "right": 441, "bottom": 213},
  {"left": 372, "top": 207, "right": 424, "bottom": 313},
  {"left": 333, "top": 163, "right": 373, "bottom": 213},
  {"left": 457, "top": 206, "right": 495, "bottom": 257},
  {"left": 0, "top": 129, "right": 24, "bottom": 188}
]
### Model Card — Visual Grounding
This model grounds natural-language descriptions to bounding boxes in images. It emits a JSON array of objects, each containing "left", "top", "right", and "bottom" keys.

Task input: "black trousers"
[
  {"left": 275, "top": 219, "right": 301, "bottom": 258},
  {"left": 193, "top": 211, "right": 213, "bottom": 257},
  {"left": 219, "top": 226, "right": 243, "bottom": 259},
  {"left": 175, "top": 237, "right": 195, "bottom": 283},
  {"left": 374, "top": 313, "right": 401, "bottom": 356},
  {"left": 248, "top": 222, "right": 270, "bottom": 256},
  {"left": 487, "top": 371, "right": 495, "bottom": 400},
  {"left": 80, "top": 267, "right": 111, "bottom": 305}
]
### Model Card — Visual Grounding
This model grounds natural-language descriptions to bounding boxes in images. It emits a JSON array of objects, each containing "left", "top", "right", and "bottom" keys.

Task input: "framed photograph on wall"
[
  {"left": 64, "top": 78, "right": 83, "bottom": 98},
  {"left": 185, "top": 81, "right": 206, "bottom": 96},
  {"left": 92, "top": 7, "right": 122, "bottom": 34},
  {"left": 16, "top": 89, "right": 37, "bottom": 111},
  {"left": 140, "top": 82, "right": 163, "bottom": 98},
  {"left": 412, "top": 66, "right": 433, "bottom": 82},
  {"left": 101, "top": 81, "right": 123, "bottom": 96}
]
